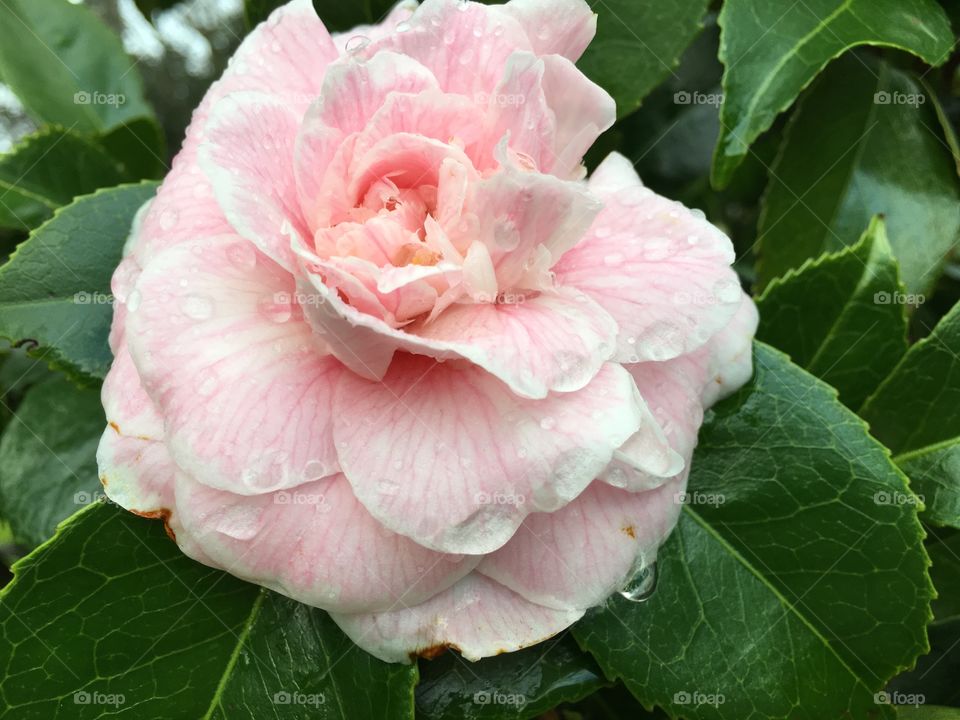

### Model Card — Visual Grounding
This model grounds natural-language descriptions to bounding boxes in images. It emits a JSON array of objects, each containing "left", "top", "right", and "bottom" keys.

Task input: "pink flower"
[{"left": 98, "top": 0, "right": 757, "bottom": 662}]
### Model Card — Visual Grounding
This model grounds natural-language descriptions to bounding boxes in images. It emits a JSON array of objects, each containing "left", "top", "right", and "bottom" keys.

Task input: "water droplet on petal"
[
  {"left": 345, "top": 35, "right": 370, "bottom": 53},
  {"left": 181, "top": 294, "right": 214, "bottom": 320},
  {"left": 127, "top": 289, "right": 142, "bottom": 313},
  {"left": 158, "top": 209, "right": 178, "bottom": 230},
  {"left": 539, "top": 416, "right": 556, "bottom": 430},
  {"left": 620, "top": 562, "right": 657, "bottom": 602}
]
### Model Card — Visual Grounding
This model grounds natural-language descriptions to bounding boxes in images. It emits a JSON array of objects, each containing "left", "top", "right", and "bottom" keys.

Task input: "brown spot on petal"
[
  {"left": 131, "top": 508, "right": 177, "bottom": 542},
  {"left": 621, "top": 525, "right": 636, "bottom": 539},
  {"left": 412, "top": 643, "right": 460, "bottom": 661},
  {"left": 109, "top": 421, "right": 120, "bottom": 433}
]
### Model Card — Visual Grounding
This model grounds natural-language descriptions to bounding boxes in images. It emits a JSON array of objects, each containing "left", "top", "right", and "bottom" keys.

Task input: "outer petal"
[
  {"left": 496, "top": 0, "right": 597, "bottom": 61},
  {"left": 477, "top": 474, "right": 686, "bottom": 610},
  {"left": 701, "top": 293, "right": 758, "bottom": 407},
  {"left": 302, "top": 272, "right": 618, "bottom": 398},
  {"left": 331, "top": 573, "right": 583, "bottom": 663},
  {"left": 333, "top": 355, "right": 644, "bottom": 553},
  {"left": 125, "top": 235, "right": 341, "bottom": 495},
  {"left": 359, "top": 0, "right": 533, "bottom": 97},
  {"left": 199, "top": 93, "right": 310, "bottom": 271},
  {"left": 131, "top": 0, "right": 336, "bottom": 265},
  {"left": 98, "top": 430, "right": 175, "bottom": 515},
  {"left": 172, "top": 472, "right": 477, "bottom": 613},
  {"left": 554, "top": 152, "right": 742, "bottom": 363}
]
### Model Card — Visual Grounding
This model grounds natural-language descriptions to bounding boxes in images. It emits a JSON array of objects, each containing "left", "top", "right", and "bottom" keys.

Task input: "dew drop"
[
  {"left": 181, "top": 294, "right": 214, "bottom": 320},
  {"left": 395, "top": 20, "right": 411, "bottom": 32},
  {"left": 226, "top": 241, "right": 257, "bottom": 272},
  {"left": 619, "top": 562, "right": 657, "bottom": 602},
  {"left": 158, "top": 209, "right": 178, "bottom": 230},
  {"left": 345, "top": 35, "right": 370, "bottom": 53},
  {"left": 127, "top": 289, "right": 142, "bottom": 313},
  {"left": 539, "top": 416, "right": 556, "bottom": 431}
]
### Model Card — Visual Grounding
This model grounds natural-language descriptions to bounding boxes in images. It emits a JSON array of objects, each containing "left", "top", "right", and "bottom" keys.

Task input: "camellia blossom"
[{"left": 97, "top": 0, "right": 758, "bottom": 662}]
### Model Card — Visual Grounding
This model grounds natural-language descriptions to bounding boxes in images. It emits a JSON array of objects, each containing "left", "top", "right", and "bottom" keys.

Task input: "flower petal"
[
  {"left": 199, "top": 92, "right": 310, "bottom": 271},
  {"left": 477, "top": 474, "right": 686, "bottom": 610},
  {"left": 334, "top": 355, "right": 643, "bottom": 554},
  {"left": 301, "top": 271, "right": 618, "bottom": 398},
  {"left": 554, "top": 152, "right": 741, "bottom": 363},
  {"left": 497, "top": 0, "right": 596, "bottom": 61},
  {"left": 172, "top": 472, "right": 477, "bottom": 613},
  {"left": 331, "top": 573, "right": 583, "bottom": 663},
  {"left": 125, "top": 235, "right": 341, "bottom": 495}
]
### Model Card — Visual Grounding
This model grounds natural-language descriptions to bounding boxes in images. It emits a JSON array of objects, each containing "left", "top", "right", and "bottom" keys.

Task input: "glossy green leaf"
[
  {"left": 0, "top": 181, "right": 158, "bottom": 385},
  {"left": 415, "top": 634, "right": 607, "bottom": 720},
  {"left": 574, "top": 343, "right": 931, "bottom": 720},
  {"left": 0, "top": 376, "right": 103, "bottom": 547},
  {"left": 0, "top": 0, "right": 155, "bottom": 133},
  {"left": 861, "top": 303, "right": 960, "bottom": 528},
  {"left": 896, "top": 708, "right": 960, "bottom": 720},
  {"left": 0, "top": 502, "right": 418, "bottom": 719},
  {"left": 713, "top": 0, "right": 954, "bottom": 186},
  {"left": 755, "top": 216, "right": 908, "bottom": 410},
  {"left": 756, "top": 55, "right": 960, "bottom": 294},
  {"left": 887, "top": 530, "right": 960, "bottom": 707},
  {"left": 0, "top": 127, "right": 125, "bottom": 231},
  {"left": 578, "top": 0, "right": 710, "bottom": 119},
  {"left": 98, "top": 117, "right": 168, "bottom": 181}
]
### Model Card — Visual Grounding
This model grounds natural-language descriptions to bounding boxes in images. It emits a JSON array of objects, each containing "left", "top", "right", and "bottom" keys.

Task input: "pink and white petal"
[
  {"left": 331, "top": 0, "right": 418, "bottom": 53},
  {"left": 471, "top": 166, "right": 602, "bottom": 290},
  {"left": 300, "top": 270, "right": 617, "bottom": 398},
  {"left": 540, "top": 54, "right": 615, "bottom": 178},
  {"left": 700, "top": 292, "right": 758, "bottom": 407},
  {"left": 334, "top": 355, "right": 643, "bottom": 554},
  {"left": 477, "top": 475, "right": 686, "bottom": 610},
  {"left": 414, "top": 288, "right": 617, "bottom": 397},
  {"left": 360, "top": 0, "right": 533, "bottom": 97},
  {"left": 102, "top": 345, "right": 163, "bottom": 441},
  {"left": 497, "top": 0, "right": 596, "bottom": 61},
  {"left": 97, "top": 429, "right": 175, "bottom": 515},
  {"left": 172, "top": 472, "right": 477, "bottom": 613},
  {"left": 330, "top": 572, "right": 584, "bottom": 663},
  {"left": 199, "top": 92, "right": 309, "bottom": 271},
  {"left": 131, "top": 0, "right": 336, "bottom": 264},
  {"left": 605, "top": 353, "right": 707, "bottom": 491},
  {"left": 314, "top": 52, "right": 440, "bottom": 136},
  {"left": 125, "top": 235, "right": 341, "bottom": 495},
  {"left": 554, "top": 152, "right": 741, "bottom": 363}
]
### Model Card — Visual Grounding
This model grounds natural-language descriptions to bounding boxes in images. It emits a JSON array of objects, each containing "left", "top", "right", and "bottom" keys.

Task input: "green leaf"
[
  {"left": 756, "top": 55, "right": 960, "bottom": 294},
  {"left": 0, "top": 181, "right": 158, "bottom": 385},
  {"left": 0, "top": 502, "right": 418, "bottom": 718},
  {"left": 573, "top": 343, "right": 931, "bottom": 720},
  {"left": 0, "top": 127, "right": 125, "bottom": 231},
  {"left": 713, "top": 0, "right": 954, "bottom": 187},
  {"left": 928, "top": 531, "right": 960, "bottom": 623},
  {"left": 0, "top": 0, "right": 156, "bottom": 133},
  {"left": 577, "top": 0, "right": 710, "bottom": 119},
  {"left": 755, "top": 216, "right": 908, "bottom": 410},
  {"left": 0, "top": 376, "right": 103, "bottom": 547},
  {"left": 860, "top": 303, "right": 960, "bottom": 528},
  {"left": 98, "top": 117, "right": 168, "bottom": 181},
  {"left": 896, "top": 708, "right": 960, "bottom": 720},
  {"left": 415, "top": 635, "right": 607, "bottom": 720}
]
